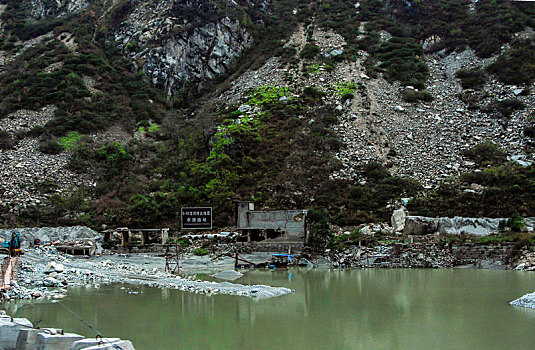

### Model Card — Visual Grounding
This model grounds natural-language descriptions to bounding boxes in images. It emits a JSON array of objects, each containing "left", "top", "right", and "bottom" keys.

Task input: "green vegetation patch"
[
  {"left": 487, "top": 39, "right": 535, "bottom": 86},
  {"left": 300, "top": 43, "right": 321, "bottom": 59},
  {"left": 334, "top": 82, "right": 358, "bottom": 97},
  {"left": 59, "top": 131, "right": 84, "bottom": 150},
  {"left": 456, "top": 68, "right": 487, "bottom": 89},
  {"left": 408, "top": 163, "right": 535, "bottom": 218},
  {"left": 463, "top": 140, "right": 505, "bottom": 168},
  {"left": 375, "top": 37, "right": 428, "bottom": 89},
  {"left": 193, "top": 248, "right": 209, "bottom": 256},
  {"left": 246, "top": 86, "right": 293, "bottom": 106}
]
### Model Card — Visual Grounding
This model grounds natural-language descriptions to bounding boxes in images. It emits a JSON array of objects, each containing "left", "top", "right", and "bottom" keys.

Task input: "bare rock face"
[
  {"left": 30, "top": 0, "right": 90, "bottom": 19},
  {"left": 143, "top": 17, "right": 253, "bottom": 95},
  {"left": 114, "top": 0, "right": 269, "bottom": 95}
]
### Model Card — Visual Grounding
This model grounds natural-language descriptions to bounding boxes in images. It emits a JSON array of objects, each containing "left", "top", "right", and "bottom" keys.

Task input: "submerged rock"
[{"left": 211, "top": 270, "right": 244, "bottom": 281}]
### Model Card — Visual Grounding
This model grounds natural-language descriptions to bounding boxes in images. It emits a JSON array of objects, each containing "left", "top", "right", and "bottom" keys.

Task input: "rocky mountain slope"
[{"left": 0, "top": 0, "right": 534, "bottom": 228}]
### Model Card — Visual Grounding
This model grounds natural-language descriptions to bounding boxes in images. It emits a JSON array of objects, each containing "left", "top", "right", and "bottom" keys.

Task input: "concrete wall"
[{"left": 236, "top": 208, "right": 307, "bottom": 242}]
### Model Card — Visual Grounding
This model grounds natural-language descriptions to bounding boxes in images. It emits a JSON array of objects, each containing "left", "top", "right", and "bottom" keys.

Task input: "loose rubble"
[
  {"left": 0, "top": 107, "right": 94, "bottom": 209},
  {"left": 323, "top": 240, "right": 510, "bottom": 269},
  {"left": 217, "top": 24, "right": 534, "bottom": 187},
  {"left": 333, "top": 48, "right": 534, "bottom": 186}
]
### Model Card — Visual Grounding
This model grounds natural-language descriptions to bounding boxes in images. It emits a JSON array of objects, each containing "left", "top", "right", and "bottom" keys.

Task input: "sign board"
[{"left": 181, "top": 207, "right": 212, "bottom": 229}]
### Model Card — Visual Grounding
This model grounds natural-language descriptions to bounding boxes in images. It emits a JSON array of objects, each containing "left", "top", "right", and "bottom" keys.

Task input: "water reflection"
[{"left": 6, "top": 269, "right": 535, "bottom": 349}]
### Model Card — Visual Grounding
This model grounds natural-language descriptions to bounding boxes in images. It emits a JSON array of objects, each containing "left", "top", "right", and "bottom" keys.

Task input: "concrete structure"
[
  {"left": 36, "top": 333, "right": 85, "bottom": 350},
  {"left": 71, "top": 338, "right": 135, "bottom": 350},
  {"left": 103, "top": 228, "right": 169, "bottom": 246},
  {"left": 0, "top": 313, "right": 135, "bottom": 350},
  {"left": 0, "top": 316, "right": 33, "bottom": 349},
  {"left": 235, "top": 202, "right": 308, "bottom": 243}
]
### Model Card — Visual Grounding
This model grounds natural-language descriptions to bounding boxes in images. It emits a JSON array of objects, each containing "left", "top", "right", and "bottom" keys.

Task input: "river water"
[{"left": 6, "top": 268, "right": 535, "bottom": 349}]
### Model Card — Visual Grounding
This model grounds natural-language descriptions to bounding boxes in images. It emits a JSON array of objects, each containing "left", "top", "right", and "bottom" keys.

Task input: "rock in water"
[
  {"left": 211, "top": 270, "right": 243, "bottom": 281},
  {"left": 510, "top": 292, "right": 535, "bottom": 309}
]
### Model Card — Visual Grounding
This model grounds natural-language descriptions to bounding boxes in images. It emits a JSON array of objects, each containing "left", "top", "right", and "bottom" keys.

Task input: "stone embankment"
[
  {"left": 0, "top": 310, "right": 134, "bottom": 350},
  {"left": 325, "top": 241, "right": 513, "bottom": 269}
]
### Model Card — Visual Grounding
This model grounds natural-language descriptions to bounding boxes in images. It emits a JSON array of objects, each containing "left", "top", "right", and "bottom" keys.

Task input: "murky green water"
[{"left": 5, "top": 269, "right": 535, "bottom": 349}]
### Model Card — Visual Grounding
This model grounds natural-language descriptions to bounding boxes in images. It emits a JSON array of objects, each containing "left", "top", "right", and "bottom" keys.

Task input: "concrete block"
[
  {"left": 71, "top": 338, "right": 135, "bottom": 350},
  {"left": 36, "top": 332, "right": 84, "bottom": 350},
  {"left": 15, "top": 329, "right": 40, "bottom": 350},
  {"left": 15, "top": 328, "right": 62, "bottom": 350},
  {"left": 0, "top": 318, "right": 33, "bottom": 350}
]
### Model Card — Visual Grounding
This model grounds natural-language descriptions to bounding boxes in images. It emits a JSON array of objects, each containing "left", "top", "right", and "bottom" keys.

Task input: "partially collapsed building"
[{"left": 235, "top": 201, "right": 308, "bottom": 243}]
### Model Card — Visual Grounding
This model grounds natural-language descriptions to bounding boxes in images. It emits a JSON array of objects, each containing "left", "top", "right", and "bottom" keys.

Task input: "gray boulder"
[
  {"left": 510, "top": 292, "right": 535, "bottom": 309},
  {"left": 45, "top": 262, "right": 65, "bottom": 274},
  {"left": 391, "top": 208, "right": 407, "bottom": 233},
  {"left": 403, "top": 216, "right": 439, "bottom": 235}
]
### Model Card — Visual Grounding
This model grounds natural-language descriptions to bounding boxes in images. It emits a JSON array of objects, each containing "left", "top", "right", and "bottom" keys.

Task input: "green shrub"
[
  {"left": 38, "top": 138, "right": 64, "bottom": 154},
  {"left": 507, "top": 213, "right": 526, "bottom": 232},
  {"left": 300, "top": 43, "right": 321, "bottom": 59},
  {"left": 487, "top": 39, "right": 535, "bottom": 85},
  {"left": 463, "top": 140, "right": 505, "bottom": 167},
  {"left": 408, "top": 163, "right": 535, "bottom": 218},
  {"left": 456, "top": 68, "right": 487, "bottom": 89},
  {"left": 177, "top": 238, "right": 192, "bottom": 247},
  {"left": 334, "top": 82, "right": 358, "bottom": 98},
  {"left": 483, "top": 99, "right": 525, "bottom": 119},
  {"left": 374, "top": 37, "right": 428, "bottom": 89},
  {"left": 59, "top": 131, "right": 84, "bottom": 150},
  {"left": 401, "top": 90, "right": 434, "bottom": 103},
  {"left": 0, "top": 131, "right": 14, "bottom": 150},
  {"left": 307, "top": 209, "right": 333, "bottom": 250},
  {"left": 193, "top": 248, "right": 209, "bottom": 256},
  {"left": 97, "top": 142, "right": 127, "bottom": 160}
]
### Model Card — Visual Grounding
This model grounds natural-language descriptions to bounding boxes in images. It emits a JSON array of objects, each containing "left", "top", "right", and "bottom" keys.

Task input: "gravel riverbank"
[{"left": 1, "top": 247, "right": 292, "bottom": 302}]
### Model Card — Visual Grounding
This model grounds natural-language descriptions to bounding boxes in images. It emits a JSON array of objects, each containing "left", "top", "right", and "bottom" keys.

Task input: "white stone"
[{"left": 391, "top": 209, "right": 407, "bottom": 233}]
